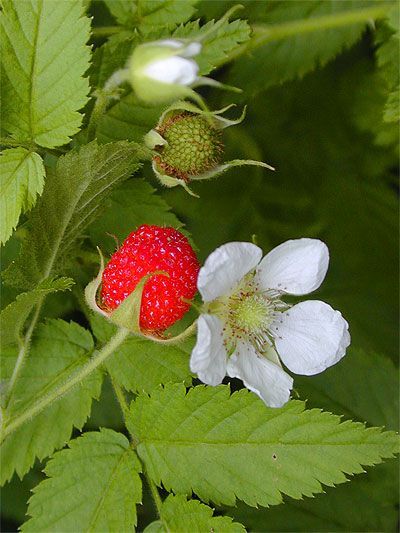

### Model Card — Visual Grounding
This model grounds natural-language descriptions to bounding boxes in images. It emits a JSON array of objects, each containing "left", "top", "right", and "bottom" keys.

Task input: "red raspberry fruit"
[{"left": 100, "top": 225, "right": 200, "bottom": 333}]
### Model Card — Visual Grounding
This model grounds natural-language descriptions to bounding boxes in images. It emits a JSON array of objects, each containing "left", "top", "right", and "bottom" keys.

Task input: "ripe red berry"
[{"left": 100, "top": 225, "right": 200, "bottom": 333}]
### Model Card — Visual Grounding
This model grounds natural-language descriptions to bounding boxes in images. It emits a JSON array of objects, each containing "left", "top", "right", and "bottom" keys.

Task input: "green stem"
[
  {"left": 1, "top": 327, "right": 130, "bottom": 442},
  {"left": 4, "top": 300, "right": 44, "bottom": 409},
  {"left": 87, "top": 91, "right": 109, "bottom": 142},
  {"left": 91, "top": 26, "right": 121, "bottom": 38},
  {"left": 111, "top": 380, "right": 163, "bottom": 516},
  {"left": 222, "top": 4, "right": 391, "bottom": 64}
]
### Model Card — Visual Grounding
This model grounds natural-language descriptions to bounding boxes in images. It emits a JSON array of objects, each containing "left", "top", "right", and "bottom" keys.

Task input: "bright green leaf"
[
  {"left": 0, "top": 148, "right": 45, "bottom": 245},
  {"left": 22, "top": 429, "right": 142, "bottom": 532},
  {"left": 0, "top": 277, "right": 73, "bottom": 347},
  {"left": 3, "top": 141, "right": 144, "bottom": 290},
  {"left": 144, "top": 494, "right": 245, "bottom": 532},
  {"left": 0, "top": 0, "right": 91, "bottom": 148},
  {"left": 90, "top": 314, "right": 193, "bottom": 393},
  {"left": 0, "top": 320, "right": 102, "bottom": 484},
  {"left": 129, "top": 384, "right": 399, "bottom": 507}
]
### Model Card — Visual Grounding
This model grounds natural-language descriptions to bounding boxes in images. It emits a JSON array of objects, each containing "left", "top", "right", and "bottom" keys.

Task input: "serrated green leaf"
[
  {"left": 90, "top": 314, "right": 193, "bottom": 393},
  {"left": 129, "top": 384, "right": 399, "bottom": 507},
  {"left": 136, "top": 0, "right": 199, "bottom": 35},
  {"left": 87, "top": 179, "right": 184, "bottom": 254},
  {"left": 0, "top": 0, "right": 91, "bottom": 148},
  {"left": 0, "top": 148, "right": 45, "bottom": 245},
  {"left": 3, "top": 141, "right": 143, "bottom": 290},
  {"left": 228, "top": 0, "right": 390, "bottom": 96},
  {"left": 103, "top": 0, "right": 135, "bottom": 26},
  {"left": 375, "top": 5, "right": 399, "bottom": 123},
  {"left": 173, "top": 17, "right": 251, "bottom": 75},
  {"left": 22, "top": 428, "right": 142, "bottom": 532},
  {"left": 0, "top": 277, "right": 73, "bottom": 347},
  {"left": 144, "top": 494, "right": 245, "bottom": 532},
  {"left": 97, "top": 92, "right": 164, "bottom": 143},
  {"left": 296, "top": 347, "right": 399, "bottom": 431},
  {"left": 0, "top": 319, "right": 102, "bottom": 484}
]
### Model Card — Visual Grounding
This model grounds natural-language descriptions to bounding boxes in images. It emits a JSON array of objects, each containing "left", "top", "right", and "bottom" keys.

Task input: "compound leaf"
[
  {"left": 0, "top": 148, "right": 45, "bottom": 245},
  {"left": 144, "top": 494, "right": 245, "bottom": 532},
  {"left": 3, "top": 141, "right": 143, "bottom": 289},
  {"left": 1, "top": 320, "right": 102, "bottom": 484},
  {"left": 22, "top": 429, "right": 142, "bottom": 532},
  {"left": 129, "top": 383, "right": 399, "bottom": 507},
  {"left": 0, "top": 0, "right": 91, "bottom": 148}
]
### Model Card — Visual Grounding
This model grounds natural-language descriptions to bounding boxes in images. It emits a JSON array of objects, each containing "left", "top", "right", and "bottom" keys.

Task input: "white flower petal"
[
  {"left": 190, "top": 314, "right": 227, "bottom": 386},
  {"left": 256, "top": 238, "right": 329, "bottom": 295},
  {"left": 227, "top": 343, "right": 293, "bottom": 408},
  {"left": 273, "top": 300, "right": 350, "bottom": 376},
  {"left": 198, "top": 242, "right": 262, "bottom": 302},
  {"left": 145, "top": 57, "right": 198, "bottom": 85}
]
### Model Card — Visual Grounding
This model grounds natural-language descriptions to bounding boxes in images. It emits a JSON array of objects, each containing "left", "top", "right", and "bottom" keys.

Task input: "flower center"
[
  {"left": 207, "top": 275, "right": 285, "bottom": 354},
  {"left": 229, "top": 294, "right": 272, "bottom": 333}
]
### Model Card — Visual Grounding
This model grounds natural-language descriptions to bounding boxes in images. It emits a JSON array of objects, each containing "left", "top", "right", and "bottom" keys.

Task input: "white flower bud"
[{"left": 128, "top": 39, "right": 201, "bottom": 104}]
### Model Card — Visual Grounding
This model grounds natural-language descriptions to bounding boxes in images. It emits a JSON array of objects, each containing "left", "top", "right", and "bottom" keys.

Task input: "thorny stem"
[
  {"left": 111, "top": 380, "right": 163, "bottom": 517},
  {"left": 1, "top": 327, "right": 130, "bottom": 442},
  {"left": 91, "top": 25, "right": 121, "bottom": 38}
]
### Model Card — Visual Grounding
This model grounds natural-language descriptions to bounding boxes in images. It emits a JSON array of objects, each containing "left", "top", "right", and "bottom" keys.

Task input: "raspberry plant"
[{"left": 0, "top": 1, "right": 399, "bottom": 532}]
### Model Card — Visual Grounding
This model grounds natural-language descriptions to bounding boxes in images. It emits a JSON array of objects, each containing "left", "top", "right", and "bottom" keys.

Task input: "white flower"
[{"left": 190, "top": 239, "right": 350, "bottom": 408}]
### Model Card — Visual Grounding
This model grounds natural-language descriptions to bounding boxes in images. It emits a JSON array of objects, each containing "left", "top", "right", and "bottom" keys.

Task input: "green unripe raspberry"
[{"left": 154, "top": 112, "right": 224, "bottom": 180}]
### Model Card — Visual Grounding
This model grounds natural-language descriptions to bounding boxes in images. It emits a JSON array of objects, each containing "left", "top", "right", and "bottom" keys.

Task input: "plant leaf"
[
  {"left": 97, "top": 93, "right": 164, "bottom": 144},
  {"left": 136, "top": 0, "right": 199, "bottom": 35},
  {"left": 296, "top": 347, "right": 399, "bottom": 431},
  {"left": 0, "top": 148, "right": 45, "bottom": 245},
  {"left": 90, "top": 314, "right": 193, "bottom": 393},
  {"left": 3, "top": 141, "right": 143, "bottom": 290},
  {"left": 0, "top": 0, "right": 91, "bottom": 148},
  {"left": 227, "top": 0, "right": 390, "bottom": 96},
  {"left": 0, "top": 277, "right": 73, "bottom": 347},
  {"left": 144, "top": 494, "right": 245, "bottom": 532},
  {"left": 87, "top": 179, "right": 185, "bottom": 254},
  {"left": 103, "top": 0, "right": 136, "bottom": 26},
  {"left": 0, "top": 319, "right": 102, "bottom": 484},
  {"left": 129, "top": 383, "right": 399, "bottom": 507},
  {"left": 22, "top": 429, "right": 142, "bottom": 532},
  {"left": 173, "top": 17, "right": 251, "bottom": 75}
]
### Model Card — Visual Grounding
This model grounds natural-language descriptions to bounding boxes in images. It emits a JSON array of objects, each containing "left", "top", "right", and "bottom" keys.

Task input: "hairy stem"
[
  {"left": 4, "top": 300, "right": 44, "bottom": 408},
  {"left": 1, "top": 327, "right": 130, "bottom": 441}
]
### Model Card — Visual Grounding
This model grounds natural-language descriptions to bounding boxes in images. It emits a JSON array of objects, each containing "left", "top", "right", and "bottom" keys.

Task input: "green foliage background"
[{"left": 0, "top": 0, "right": 398, "bottom": 532}]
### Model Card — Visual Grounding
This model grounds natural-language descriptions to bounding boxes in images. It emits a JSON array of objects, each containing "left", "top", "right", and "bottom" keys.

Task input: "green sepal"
[{"left": 109, "top": 270, "right": 169, "bottom": 333}]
